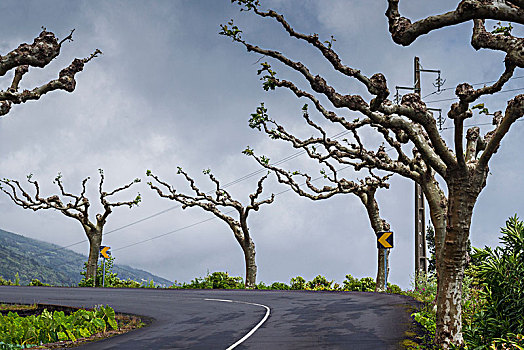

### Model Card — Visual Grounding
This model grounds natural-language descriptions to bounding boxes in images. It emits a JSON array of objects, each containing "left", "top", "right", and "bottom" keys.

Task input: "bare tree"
[
  {"left": 147, "top": 167, "right": 274, "bottom": 289},
  {"left": 0, "top": 28, "right": 101, "bottom": 117},
  {"left": 221, "top": 0, "right": 524, "bottom": 347},
  {"left": 244, "top": 106, "right": 393, "bottom": 292},
  {"left": 0, "top": 170, "right": 141, "bottom": 285}
]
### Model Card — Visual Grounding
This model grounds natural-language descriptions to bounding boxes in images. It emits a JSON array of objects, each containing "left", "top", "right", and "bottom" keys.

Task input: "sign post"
[
  {"left": 99, "top": 246, "right": 111, "bottom": 288},
  {"left": 376, "top": 231, "right": 394, "bottom": 291}
]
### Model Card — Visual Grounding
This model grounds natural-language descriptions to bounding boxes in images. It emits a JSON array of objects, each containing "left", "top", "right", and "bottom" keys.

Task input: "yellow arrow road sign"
[
  {"left": 100, "top": 246, "right": 111, "bottom": 259},
  {"left": 377, "top": 231, "right": 393, "bottom": 249}
]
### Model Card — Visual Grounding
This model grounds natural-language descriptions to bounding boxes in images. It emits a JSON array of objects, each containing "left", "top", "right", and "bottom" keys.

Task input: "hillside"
[{"left": 0, "top": 228, "right": 172, "bottom": 287}]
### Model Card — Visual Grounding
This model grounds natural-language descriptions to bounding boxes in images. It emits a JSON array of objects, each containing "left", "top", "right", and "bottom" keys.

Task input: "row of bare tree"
[{"left": 0, "top": 29, "right": 395, "bottom": 292}]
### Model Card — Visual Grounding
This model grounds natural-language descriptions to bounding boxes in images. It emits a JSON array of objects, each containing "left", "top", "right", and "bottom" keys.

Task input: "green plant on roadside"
[
  {"left": 306, "top": 275, "right": 333, "bottom": 290},
  {"left": 386, "top": 283, "right": 402, "bottom": 294},
  {"left": 78, "top": 257, "right": 155, "bottom": 288},
  {"left": 290, "top": 276, "right": 306, "bottom": 290},
  {"left": 28, "top": 279, "right": 50, "bottom": 287},
  {"left": 403, "top": 272, "right": 437, "bottom": 303},
  {"left": 0, "top": 277, "right": 15, "bottom": 286},
  {"left": 342, "top": 274, "right": 376, "bottom": 292},
  {"left": 462, "top": 215, "right": 524, "bottom": 348},
  {"left": 0, "top": 305, "right": 118, "bottom": 347},
  {"left": 170, "top": 271, "right": 244, "bottom": 289},
  {"left": 270, "top": 282, "right": 290, "bottom": 290}
]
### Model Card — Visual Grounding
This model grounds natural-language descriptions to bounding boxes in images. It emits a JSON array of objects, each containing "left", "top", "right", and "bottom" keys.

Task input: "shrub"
[
  {"left": 270, "top": 282, "right": 290, "bottom": 290},
  {"left": 463, "top": 215, "right": 524, "bottom": 347},
  {"left": 342, "top": 274, "right": 376, "bottom": 292},
  {"left": 290, "top": 276, "right": 306, "bottom": 290},
  {"left": 387, "top": 283, "right": 402, "bottom": 294},
  {"left": 28, "top": 279, "right": 50, "bottom": 287},
  {"left": 306, "top": 275, "right": 333, "bottom": 290},
  {"left": 0, "top": 277, "right": 14, "bottom": 286},
  {"left": 170, "top": 272, "right": 244, "bottom": 289}
]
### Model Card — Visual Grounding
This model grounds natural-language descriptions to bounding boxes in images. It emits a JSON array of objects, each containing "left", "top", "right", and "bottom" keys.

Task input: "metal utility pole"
[
  {"left": 395, "top": 57, "right": 444, "bottom": 280},
  {"left": 414, "top": 56, "right": 428, "bottom": 277}
]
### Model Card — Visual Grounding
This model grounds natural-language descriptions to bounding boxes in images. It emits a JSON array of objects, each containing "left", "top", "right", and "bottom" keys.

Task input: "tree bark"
[
  {"left": 240, "top": 214, "right": 258, "bottom": 289},
  {"left": 85, "top": 226, "right": 103, "bottom": 286},
  {"left": 375, "top": 248, "right": 390, "bottom": 292},
  {"left": 243, "top": 235, "right": 257, "bottom": 289},
  {"left": 435, "top": 169, "right": 486, "bottom": 348},
  {"left": 359, "top": 191, "right": 390, "bottom": 292}
]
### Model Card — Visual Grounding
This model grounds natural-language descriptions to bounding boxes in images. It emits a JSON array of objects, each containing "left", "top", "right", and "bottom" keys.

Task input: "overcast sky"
[{"left": 0, "top": 0, "right": 522, "bottom": 289}]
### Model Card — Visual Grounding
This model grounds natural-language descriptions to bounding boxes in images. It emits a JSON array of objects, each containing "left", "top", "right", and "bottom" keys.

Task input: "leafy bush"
[
  {"left": 78, "top": 257, "right": 154, "bottom": 288},
  {"left": 342, "top": 274, "right": 376, "bottom": 292},
  {"left": 290, "top": 276, "right": 306, "bottom": 290},
  {"left": 306, "top": 275, "right": 333, "bottom": 290},
  {"left": 171, "top": 272, "right": 244, "bottom": 289},
  {"left": 387, "top": 283, "right": 402, "bottom": 294},
  {"left": 0, "top": 277, "right": 15, "bottom": 286},
  {"left": 403, "top": 272, "right": 437, "bottom": 303},
  {"left": 0, "top": 305, "right": 117, "bottom": 346},
  {"left": 28, "top": 279, "right": 50, "bottom": 287},
  {"left": 463, "top": 215, "right": 524, "bottom": 347},
  {"left": 270, "top": 282, "right": 290, "bottom": 290}
]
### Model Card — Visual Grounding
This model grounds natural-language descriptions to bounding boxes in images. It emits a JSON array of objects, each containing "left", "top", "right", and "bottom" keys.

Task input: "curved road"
[{"left": 0, "top": 286, "right": 420, "bottom": 349}]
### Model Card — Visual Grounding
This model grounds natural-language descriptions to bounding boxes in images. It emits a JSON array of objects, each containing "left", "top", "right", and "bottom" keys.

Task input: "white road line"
[{"left": 204, "top": 298, "right": 271, "bottom": 349}]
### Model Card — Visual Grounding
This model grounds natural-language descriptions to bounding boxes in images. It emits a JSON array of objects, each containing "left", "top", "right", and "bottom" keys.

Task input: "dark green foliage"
[
  {"left": 426, "top": 225, "right": 436, "bottom": 276},
  {"left": 270, "top": 282, "right": 290, "bottom": 290},
  {"left": 0, "top": 305, "right": 117, "bottom": 346},
  {"left": 387, "top": 283, "right": 402, "bottom": 294},
  {"left": 306, "top": 275, "right": 333, "bottom": 290},
  {"left": 463, "top": 215, "right": 524, "bottom": 347},
  {"left": 289, "top": 276, "right": 306, "bottom": 290},
  {"left": 0, "top": 228, "right": 172, "bottom": 286},
  {"left": 28, "top": 279, "right": 50, "bottom": 287},
  {"left": 171, "top": 272, "right": 244, "bottom": 289},
  {"left": 342, "top": 274, "right": 376, "bottom": 292}
]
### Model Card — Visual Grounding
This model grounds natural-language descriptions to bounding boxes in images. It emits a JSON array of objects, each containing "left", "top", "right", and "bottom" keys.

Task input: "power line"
[
  {"left": 34, "top": 81, "right": 524, "bottom": 254},
  {"left": 57, "top": 129, "right": 353, "bottom": 251},
  {"left": 425, "top": 86, "right": 524, "bottom": 104},
  {"left": 421, "top": 75, "right": 524, "bottom": 99},
  {"left": 440, "top": 118, "right": 524, "bottom": 131}
]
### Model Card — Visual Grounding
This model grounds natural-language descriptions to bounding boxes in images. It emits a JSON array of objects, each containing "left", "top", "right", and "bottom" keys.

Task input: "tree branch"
[
  {"left": 478, "top": 94, "right": 524, "bottom": 168},
  {"left": 471, "top": 19, "right": 524, "bottom": 68},
  {"left": 386, "top": 0, "right": 524, "bottom": 46},
  {"left": 0, "top": 28, "right": 101, "bottom": 117}
]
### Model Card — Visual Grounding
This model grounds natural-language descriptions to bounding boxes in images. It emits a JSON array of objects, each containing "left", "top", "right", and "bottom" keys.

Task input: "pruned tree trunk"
[
  {"left": 435, "top": 171, "right": 485, "bottom": 348},
  {"left": 85, "top": 226, "right": 103, "bottom": 286},
  {"left": 243, "top": 235, "right": 257, "bottom": 289},
  {"left": 375, "top": 248, "right": 390, "bottom": 292}
]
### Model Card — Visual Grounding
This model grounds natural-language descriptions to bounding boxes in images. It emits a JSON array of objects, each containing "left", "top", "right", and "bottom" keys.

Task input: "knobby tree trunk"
[
  {"left": 434, "top": 169, "right": 486, "bottom": 348},
  {"left": 239, "top": 215, "right": 258, "bottom": 289},
  {"left": 85, "top": 226, "right": 103, "bottom": 286}
]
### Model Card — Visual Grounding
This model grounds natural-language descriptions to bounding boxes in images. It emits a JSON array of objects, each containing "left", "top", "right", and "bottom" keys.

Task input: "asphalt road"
[{"left": 0, "top": 286, "right": 420, "bottom": 349}]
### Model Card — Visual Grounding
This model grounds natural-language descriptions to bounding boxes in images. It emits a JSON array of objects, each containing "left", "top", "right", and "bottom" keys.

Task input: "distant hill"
[{"left": 0, "top": 228, "right": 172, "bottom": 287}]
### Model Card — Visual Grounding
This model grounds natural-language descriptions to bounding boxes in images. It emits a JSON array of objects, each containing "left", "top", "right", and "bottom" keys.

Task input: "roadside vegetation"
[
  {"left": 404, "top": 216, "right": 524, "bottom": 349},
  {"left": 2, "top": 216, "right": 523, "bottom": 349},
  {"left": 0, "top": 305, "right": 144, "bottom": 350}
]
